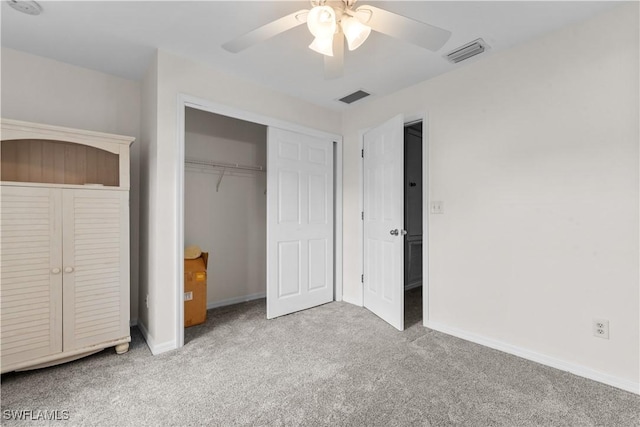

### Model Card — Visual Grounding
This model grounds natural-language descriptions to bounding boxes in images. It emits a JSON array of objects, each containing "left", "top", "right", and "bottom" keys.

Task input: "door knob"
[
  {"left": 64, "top": 267, "right": 74, "bottom": 273},
  {"left": 51, "top": 268, "right": 61, "bottom": 274},
  {"left": 390, "top": 229, "right": 399, "bottom": 236}
]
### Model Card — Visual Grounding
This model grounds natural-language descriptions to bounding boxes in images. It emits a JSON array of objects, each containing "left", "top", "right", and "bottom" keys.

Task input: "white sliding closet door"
[{"left": 266, "top": 127, "right": 334, "bottom": 319}]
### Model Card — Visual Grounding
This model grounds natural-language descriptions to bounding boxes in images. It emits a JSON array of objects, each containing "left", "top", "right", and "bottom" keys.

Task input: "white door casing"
[
  {"left": 363, "top": 115, "right": 405, "bottom": 331},
  {"left": 267, "top": 127, "right": 334, "bottom": 319}
]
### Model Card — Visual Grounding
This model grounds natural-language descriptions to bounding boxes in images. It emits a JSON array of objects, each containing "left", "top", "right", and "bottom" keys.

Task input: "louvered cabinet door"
[
  {"left": 1, "top": 186, "right": 63, "bottom": 368},
  {"left": 62, "top": 189, "right": 130, "bottom": 350}
]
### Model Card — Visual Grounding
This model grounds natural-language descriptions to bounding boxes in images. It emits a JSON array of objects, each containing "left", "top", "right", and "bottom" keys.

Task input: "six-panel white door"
[
  {"left": 266, "top": 127, "right": 334, "bottom": 319},
  {"left": 363, "top": 115, "right": 405, "bottom": 331}
]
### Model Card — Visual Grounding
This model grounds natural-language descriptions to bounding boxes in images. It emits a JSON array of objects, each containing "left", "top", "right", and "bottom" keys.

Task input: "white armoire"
[{"left": 0, "top": 118, "right": 133, "bottom": 373}]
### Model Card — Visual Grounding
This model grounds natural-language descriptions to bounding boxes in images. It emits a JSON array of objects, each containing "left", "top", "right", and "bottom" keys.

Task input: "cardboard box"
[{"left": 184, "top": 252, "right": 208, "bottom": 327}]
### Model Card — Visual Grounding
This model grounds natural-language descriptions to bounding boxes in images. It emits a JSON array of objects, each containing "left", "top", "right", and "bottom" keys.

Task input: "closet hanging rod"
[{"left": 185, "top": 157, "right": 266, "bottom": 172}]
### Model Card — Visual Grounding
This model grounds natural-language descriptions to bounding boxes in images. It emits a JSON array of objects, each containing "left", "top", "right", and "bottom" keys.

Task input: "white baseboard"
[
  {"left": 206, "top": 292, "right": 266, "bottom": 310},
  {"left": 426, "top": 321, "right": 639, "bottom": 395},
  {"left": 136, "top": 320, "right": 177, "bottom": 356},
  {"left": 342, "top": 294, "right": 363, "bottom": 307}
]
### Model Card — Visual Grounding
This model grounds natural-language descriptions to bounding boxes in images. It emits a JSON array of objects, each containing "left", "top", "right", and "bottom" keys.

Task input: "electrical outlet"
[
  {"left": 430, "top": 201, "right": 444, "bottom": 214},
  {"left": 145, "top": 294, "right": 149, "bottom": 309},
  {"left": 593, "top": 319, "right": 609, "bottom": 339},
  {"left": 184, "top": 291, "right": 193, "bottom": 302}
]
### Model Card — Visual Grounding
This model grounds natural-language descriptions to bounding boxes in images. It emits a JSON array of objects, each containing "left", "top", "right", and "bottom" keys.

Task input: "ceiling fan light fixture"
[
  {"left": 341, "top": 16, "right": 371, "bottom": 51},
  {"left": 354, "top": 7, "right": 373, "bottom": 24},
  {"left": 309, "top": 35, "right": 334, "bottom": 57},
  {"left": 307, "top": 5, "right": 336, "bottom": 38}
]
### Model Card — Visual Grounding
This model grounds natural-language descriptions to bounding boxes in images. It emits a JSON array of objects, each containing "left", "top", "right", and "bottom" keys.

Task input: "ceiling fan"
[{"left": 222, "top": 0, "right": 452, "bottom": 79}]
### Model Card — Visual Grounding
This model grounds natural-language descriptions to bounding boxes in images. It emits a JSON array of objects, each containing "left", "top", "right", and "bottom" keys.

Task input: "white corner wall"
[
  {"left": 184, "top": 108, "right": 267, "bottom": 307},
  {"left": 139, "top": 50, "right": 342, "bottom": 352},
  {"left": 342, "top": 4, "right": 639, "bottom": 391},
  {"left": 138, "top": 51, "right": 159, "bottom": 335},
  {"left": 0, "top": 47, "right": 142, "bottom": 324}
]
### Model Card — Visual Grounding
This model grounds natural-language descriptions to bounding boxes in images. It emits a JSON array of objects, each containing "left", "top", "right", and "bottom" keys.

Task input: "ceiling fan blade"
[
  {"left": 358, "top": 5, "right": 451, "bottom": 51},
  {"left": 324, "top": 32, "right": 344, "bottom": 80},
  {"left": 222, "top": 9, "right": 309, "bottom": 53}
]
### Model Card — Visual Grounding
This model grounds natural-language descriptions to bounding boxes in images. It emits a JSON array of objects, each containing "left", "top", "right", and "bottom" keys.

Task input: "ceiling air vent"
[
  {"left": 338, "top": 90, "right": 370, "bottom": 105},
  {"left": 445, "top": 39, "right": 488, "bottom": 64}
]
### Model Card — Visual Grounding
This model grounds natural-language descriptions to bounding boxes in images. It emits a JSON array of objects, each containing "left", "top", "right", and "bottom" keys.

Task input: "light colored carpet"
[{"left": 1, "top": 288, "right": 639, "bottom": 426}]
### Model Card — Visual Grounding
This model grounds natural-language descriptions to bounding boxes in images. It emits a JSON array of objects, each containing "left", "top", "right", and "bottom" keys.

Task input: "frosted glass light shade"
[
  {"left": 309, "top": 36, "right": 334, "bottom": 56},
  {"left": 341, "top": 16, "right": 371, "bottom": 51},
  {"left": 307, "top": 5, "right": 336, "bottom": 38}
]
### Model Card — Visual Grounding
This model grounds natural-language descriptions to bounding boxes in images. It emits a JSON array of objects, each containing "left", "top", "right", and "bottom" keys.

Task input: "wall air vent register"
[
  {"left": 445, "top": 38, "right": 489, "bottom": 64},
  {"left": 338, "top": 90, "right": 371, "bottom": 105}
]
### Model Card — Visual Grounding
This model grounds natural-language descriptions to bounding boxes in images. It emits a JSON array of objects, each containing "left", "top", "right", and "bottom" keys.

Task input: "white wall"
[
  {"left": 342, "top": 4, "right": 639, "bottom": 391},
  {"left": 139, "top": 50, "right": 342, "bottom": 352},
  {"left": 184, "top": 108, "right": 267, "bottom": 306},
  {"left": 1, "top": 47, "right": 142, "bottom": 323},
  {"left": 138, "top": 52, "right": 158, "bottom": 331}
]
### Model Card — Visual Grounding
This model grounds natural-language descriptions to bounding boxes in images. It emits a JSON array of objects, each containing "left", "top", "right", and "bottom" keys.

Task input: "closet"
[
  {"left": 0, "top": 119, "right": 133, "bottom": 373},
  {"left": 404, "top": 122, "right": 423, "bottom": 290},
  {"left": 184, "top": 108, "right": 267, "bottom": 310}
]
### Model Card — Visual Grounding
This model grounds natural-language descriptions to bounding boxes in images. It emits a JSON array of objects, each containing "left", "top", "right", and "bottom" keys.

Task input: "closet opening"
[
  {"left": 183, "top": 107, "right": 267, "bottom": 341},
  {"left": 404, "top": 121, "right": 423, "bottom": 328}
]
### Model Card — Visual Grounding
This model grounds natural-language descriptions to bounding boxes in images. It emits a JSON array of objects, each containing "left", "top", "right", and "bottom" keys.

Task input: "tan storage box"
[{"left": 184, "top": 252, "right": 208, "bottom": 327}]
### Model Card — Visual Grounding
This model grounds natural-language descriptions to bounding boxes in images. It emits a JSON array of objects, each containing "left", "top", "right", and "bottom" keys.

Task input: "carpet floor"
[{"left": 1, "top": 288, "right": 639, "bottom": 426}]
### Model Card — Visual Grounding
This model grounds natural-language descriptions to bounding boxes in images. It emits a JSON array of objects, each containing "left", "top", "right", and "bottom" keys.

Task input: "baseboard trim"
[
  {"left": 426, "top": 321, "right": 639, "bottom": 395},
  {"left": 136, "top": 320, "right": 177, "bottom": 356},
  {"left": 206, "top": 292, "right": 266, "bottom": 310},
  {"left": 342, "top": 294, "right": 363, "bottom": 307},
  {"left": 129, "top": 318, "right": 138, "bottom": 327}
]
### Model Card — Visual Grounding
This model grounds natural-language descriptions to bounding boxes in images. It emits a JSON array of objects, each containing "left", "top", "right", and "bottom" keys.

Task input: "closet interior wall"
[
  {"left": 184, "top": 108, "right": 267, "bottom": 308},
  {"left": 404, "top": 123, "right": 423, "bottom": 291}
]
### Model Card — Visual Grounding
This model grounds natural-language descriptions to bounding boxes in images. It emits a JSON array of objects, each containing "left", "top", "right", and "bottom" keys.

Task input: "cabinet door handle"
[
  {"left": 64, "top": 267, "right": 74, "bottom": 273},
  {"left": 51, "top": 268, "right": 61, "bottom": 274}
]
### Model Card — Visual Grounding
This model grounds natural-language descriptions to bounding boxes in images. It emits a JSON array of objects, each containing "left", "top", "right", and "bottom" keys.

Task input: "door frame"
[
  {"left": 175, "top": 94, "right": 343, "bottom": 348},
  {"left": 360, "top": 112, "right": 430, "bottom": 326}
]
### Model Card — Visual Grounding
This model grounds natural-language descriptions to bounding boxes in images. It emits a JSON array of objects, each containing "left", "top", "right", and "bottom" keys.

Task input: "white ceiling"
[{"left": 1, "top": 1, "right": 621, "bottom": 111}]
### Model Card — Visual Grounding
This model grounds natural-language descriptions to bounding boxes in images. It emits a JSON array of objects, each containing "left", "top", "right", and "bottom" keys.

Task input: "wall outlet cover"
[
  {"left": 430, "top": 201, "right": 444, "bottom": 214},
  {"left": 593, "top": 318, "right": 609, "bottom": 339}
]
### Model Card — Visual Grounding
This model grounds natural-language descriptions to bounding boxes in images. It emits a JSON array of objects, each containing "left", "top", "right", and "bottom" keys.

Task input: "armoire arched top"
[{"left": 1, "top": 118, "right": 134, "bottom": 189}]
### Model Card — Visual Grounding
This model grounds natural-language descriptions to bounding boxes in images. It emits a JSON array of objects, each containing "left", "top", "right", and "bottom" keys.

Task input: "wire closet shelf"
[
  {"left": 184, "top": 157, "right": 266, "bottom": 192},
  {"left": 184, "top": 157, "right": 266, "bottom": 172}
]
